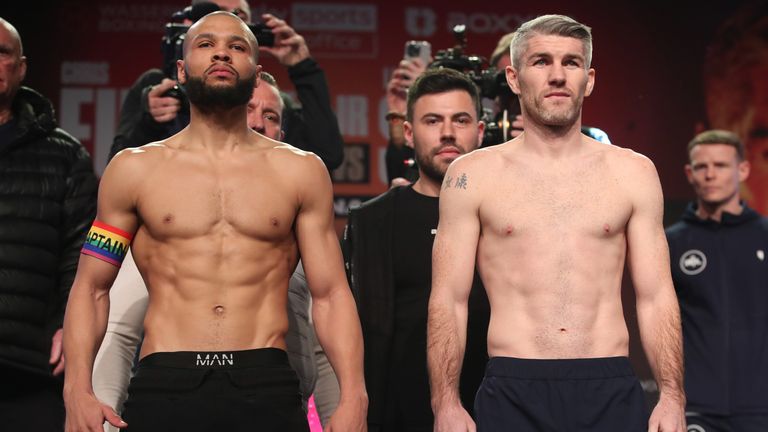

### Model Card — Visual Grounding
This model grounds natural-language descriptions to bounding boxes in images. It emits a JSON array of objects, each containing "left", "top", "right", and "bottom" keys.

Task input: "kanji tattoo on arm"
[{"left": 454, "top": 173, "right": 468, "bottom": 189}]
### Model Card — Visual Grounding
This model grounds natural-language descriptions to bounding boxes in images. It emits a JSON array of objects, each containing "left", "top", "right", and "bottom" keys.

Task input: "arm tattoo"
[
  {"left": 454, "top": 173, "right": 468, "bottom": 189},
  {"left": 443, "top": 176, "right": 454, "bottom": 190}
]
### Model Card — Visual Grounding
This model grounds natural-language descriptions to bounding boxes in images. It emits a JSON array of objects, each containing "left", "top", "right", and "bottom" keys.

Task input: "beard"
[
  {"left": 519, "top": 86, "right": 584, "bottom": 128},
  {"left": 183, "top": 71, "right": 256, "bottom": 112},
  {"left": 415, "top": 139, "right": 464, "bottom": 183}
]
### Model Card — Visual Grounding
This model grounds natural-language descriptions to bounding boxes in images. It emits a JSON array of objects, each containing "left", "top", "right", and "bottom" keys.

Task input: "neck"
[
  {"left": 519, "top": 115, "right": 584, "bottom": 158},
  {"left": 187, "top": 104, "right": 251, "bottom": 152},
  {"left": 412, "top": 173, "right": 442, "bottom": 197},
  {"left": 696, "top": 196, "right": 743, "bottom": 222}
]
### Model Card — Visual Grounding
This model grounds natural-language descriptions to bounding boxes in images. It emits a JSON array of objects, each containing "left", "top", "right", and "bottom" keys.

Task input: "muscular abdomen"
[
  {"left": 132, "top": 227, "right": 298, "bottom": 357},
  {"left": 476, "top": 171, "right": 632, "bottom": 359}
]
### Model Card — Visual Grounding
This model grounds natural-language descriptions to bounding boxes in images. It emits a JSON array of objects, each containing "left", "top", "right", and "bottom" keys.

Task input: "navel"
[
  {"left": 559, "top": 328, "right": 567, "bottom": 333},
  {"left": 213, "top": 305, "right": 226, "bottom": 316}
]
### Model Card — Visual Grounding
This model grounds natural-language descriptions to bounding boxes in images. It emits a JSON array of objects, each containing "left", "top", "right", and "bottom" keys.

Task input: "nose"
[
  {"left": 704, "top": 165, "right": 716, "bottom": 180},
  {"left": 548, "top": 63, "right": 565, "bottom": 86},
  {"left": 248, "top": 106, "right": 265, "bottom": 133},
  {"left": 440, "top": 120, "right": 456, "bottom": 142},
  {"left": 212, "top": 49, "right": 231, "bottom": 63}
]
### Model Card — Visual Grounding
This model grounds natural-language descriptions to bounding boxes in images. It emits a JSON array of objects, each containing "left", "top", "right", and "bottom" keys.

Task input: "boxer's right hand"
[
  {"left": 64, "top": 392, "right": 127, "bottom": 432},
  {"left": 433, "top": 404, "right": 476, "bottom": 432},
  {"left": 147, "top": 78, "right": 181, "bottom": 123}
]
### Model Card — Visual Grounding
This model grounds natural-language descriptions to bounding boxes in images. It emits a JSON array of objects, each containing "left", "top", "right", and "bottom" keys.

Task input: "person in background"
[
  {"left": 344, "top": 68, "right": 489, "bottom": 432},
  {"left": 666, "top": 129, "right": 768, "bottom": 432},
  {"left": 0, "top": 17, "right": 98, "bottom": 432}
]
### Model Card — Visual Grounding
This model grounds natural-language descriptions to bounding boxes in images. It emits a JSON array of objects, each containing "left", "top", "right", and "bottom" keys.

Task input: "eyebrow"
[
  {"left": 192, "top": 33, "right": 250, "bottom": 47},
  {"left": 421, "top": 111, "right": 473, "bottom": 119},
  {"left": 528, "top": 52, "right": 585, "bottom": 61}
]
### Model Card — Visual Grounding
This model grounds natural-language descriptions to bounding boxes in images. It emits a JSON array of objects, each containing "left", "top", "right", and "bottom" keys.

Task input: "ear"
[
  {"left": 280, "top": 130, "right": 285, "bottom": 141},
  {"left": 738, "top": 159, "right": 751, "bottom": 182},
  {"left": 253, "top": 64, "right": 262, "bottom": 87},
  {"left": 584, "top": 67, "right": 595, "bottom": 97},
  {"left": 403, "top": 121, "right": 415, "bottom": 149},
  {"left": 19, "top": 56, "right": 27, "bottom": 82},
  {"left": 684, "top": 163, "right": 694, "bottom": 184},
  {"left": 176, "top": 60, "right": 187, "bottom": 84},
  {"left": 476, "top": 121, "right": 486, "bottom": 148},
  {"left": 506, "top": 65, "right": 520, "bottom": 95}
]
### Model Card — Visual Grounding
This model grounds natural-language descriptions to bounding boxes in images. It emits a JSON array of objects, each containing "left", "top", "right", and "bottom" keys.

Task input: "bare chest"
[
  {"left": 137, "top": 163, "right": 297, "bottom": 241},
  {"left": 480, "top": 162, "right": 632, "bottom": 241}
]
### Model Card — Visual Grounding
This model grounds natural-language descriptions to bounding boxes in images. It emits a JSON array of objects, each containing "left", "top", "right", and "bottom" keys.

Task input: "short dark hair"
[
  {"left": 406, "top": 68, "right": 482, "bottom": 122},
  {"left": 688, "top": 129, "right": 745, "bottom": 161}
]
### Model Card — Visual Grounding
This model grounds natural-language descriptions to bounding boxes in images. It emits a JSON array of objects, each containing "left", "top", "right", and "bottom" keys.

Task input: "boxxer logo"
[
  {"left": 405, "top": 7, "right": 436, "bottom": 37},
  {"left": 196, "top": 353, "right": 234, "bottom": 366},
  {"left": 680, "top": 250, "right": 707, "bottom": 276}
]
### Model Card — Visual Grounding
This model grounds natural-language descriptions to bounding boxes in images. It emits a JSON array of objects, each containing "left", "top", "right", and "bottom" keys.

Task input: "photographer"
[
  {"left": 384, "top": 57, "right": 427, "bottom": 185},
  {"left": 109, "top": 2, "right": 343, "bottom": 170}
]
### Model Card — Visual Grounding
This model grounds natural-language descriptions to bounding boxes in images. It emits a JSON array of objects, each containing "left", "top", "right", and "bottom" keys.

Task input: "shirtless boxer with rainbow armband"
[{"left": 62, "top": 12, "right": 366, "bottom": 432}]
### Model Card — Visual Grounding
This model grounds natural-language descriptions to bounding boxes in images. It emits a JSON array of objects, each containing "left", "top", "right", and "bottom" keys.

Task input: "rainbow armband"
[{"left": 81, "top": 221, "right": 133, "bottom": 266}]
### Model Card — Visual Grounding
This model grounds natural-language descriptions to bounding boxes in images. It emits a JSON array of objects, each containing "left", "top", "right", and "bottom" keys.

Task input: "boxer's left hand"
[
  {"left": 325, "top": 393, "right": 367, "bottom": 432},
  {"left": 648, "top": 394, "right": 686, "bottom": 432}
]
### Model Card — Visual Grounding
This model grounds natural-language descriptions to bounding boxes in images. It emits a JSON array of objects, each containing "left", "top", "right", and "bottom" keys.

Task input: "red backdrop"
[{"left": 2, "top": 0, "right": 765, "bottom": 403}]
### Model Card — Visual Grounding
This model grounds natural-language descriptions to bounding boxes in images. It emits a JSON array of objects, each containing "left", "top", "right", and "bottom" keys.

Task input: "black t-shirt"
[
  {"left": 386, "top": 186, "right": 490, "bottom": 430},
  {"left": 388, "top": 185, "right": 439, "bottom": 429}
]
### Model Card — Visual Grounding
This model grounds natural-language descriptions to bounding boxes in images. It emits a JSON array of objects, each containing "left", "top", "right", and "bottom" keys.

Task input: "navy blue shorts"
[
  {"left": 474, "top": 356, "right": 647, "bottom": 432},
  {"left": 121, "top": 348, "right": 309, "bottom": 432},
  {"left": 686, "top": 412, "right": 768, "bottom": 432}
]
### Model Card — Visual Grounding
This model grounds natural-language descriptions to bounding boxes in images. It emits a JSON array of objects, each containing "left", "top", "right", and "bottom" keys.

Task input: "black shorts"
[
  {"left": 121, "top": 348, "right": 309, "bottom": 432},
  {"left": 686, "top": 412, "right": 768, "bottom": 432},
  {"left": 474, "top": 356, "right": 647, "bottom": 432}
]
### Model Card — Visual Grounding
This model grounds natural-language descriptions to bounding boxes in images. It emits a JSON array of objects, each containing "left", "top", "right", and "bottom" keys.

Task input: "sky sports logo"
[{"left": 292, "top": 3, "right": 377, "bottom": 32}]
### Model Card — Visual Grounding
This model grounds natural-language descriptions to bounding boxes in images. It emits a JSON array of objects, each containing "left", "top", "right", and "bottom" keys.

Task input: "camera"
[
  {"left": 428, "top": 25, "right": 520, "bottom": 146},
  {"left": 404, "top": 40, "right": 432, "bottom": 65}
]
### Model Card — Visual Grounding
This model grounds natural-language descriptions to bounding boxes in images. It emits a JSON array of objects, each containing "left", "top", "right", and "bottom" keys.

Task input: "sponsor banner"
[
  {"left": 293, "top": 3, "right": 378, "bottom": 58},
  {"left": 332, "top": 143, "right": 371, "bottom": 184}
]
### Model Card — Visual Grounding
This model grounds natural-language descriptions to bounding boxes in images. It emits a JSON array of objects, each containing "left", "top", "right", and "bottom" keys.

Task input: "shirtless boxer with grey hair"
[{"left": 428, "top": 14, "right": 685, "bottom": 432}]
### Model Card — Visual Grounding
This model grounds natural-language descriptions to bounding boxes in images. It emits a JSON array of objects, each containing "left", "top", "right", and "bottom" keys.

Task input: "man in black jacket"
[
  {"left": 343, "top": 69, "right": 490, "bottom": 432},
  {"left": 109, "top": 2, "right": 343, "bottom": 170},
  {"left": 666, "top": 129, "right": 768, "bottom": 431},
  {"left": 0, "top": 17, "right": 98, "bottom": 431}
]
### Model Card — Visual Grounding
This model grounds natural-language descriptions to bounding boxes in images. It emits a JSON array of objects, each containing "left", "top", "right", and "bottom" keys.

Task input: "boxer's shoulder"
[{"left": 106, "top": 142, "right": 166, "bottom": 180}]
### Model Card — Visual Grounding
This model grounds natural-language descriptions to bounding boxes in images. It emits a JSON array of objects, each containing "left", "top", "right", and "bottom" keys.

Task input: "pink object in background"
[{"left": 307, "top": 394, "right": 323, "bottom": 431}]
